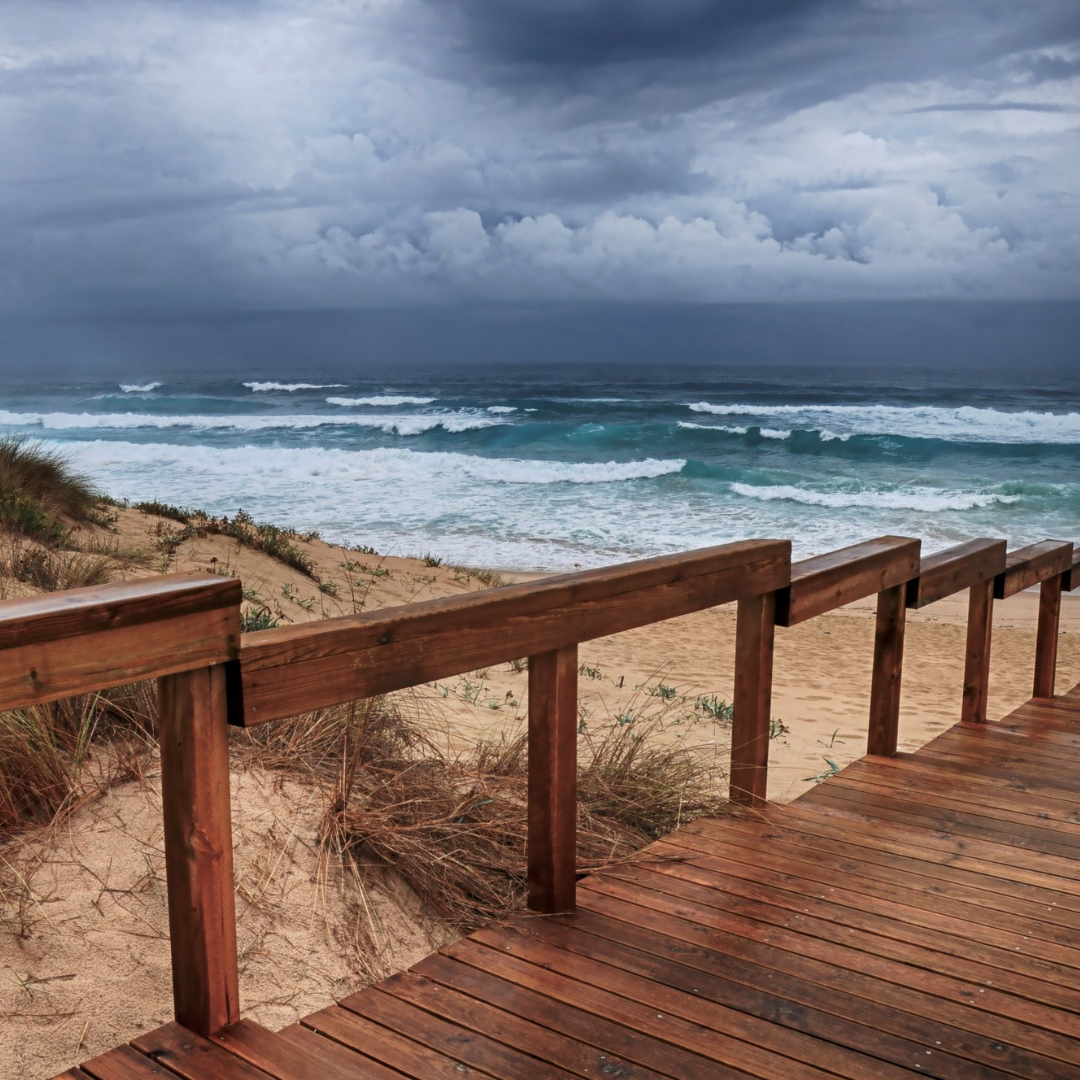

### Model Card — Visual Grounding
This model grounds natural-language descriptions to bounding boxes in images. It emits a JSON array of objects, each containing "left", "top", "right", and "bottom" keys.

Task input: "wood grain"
[
  {"left": 0, "top": 576, "right": 240, "bottom": 712},
  {"left": 1033, "top": 574, "right": 1063, "bottom": 700},
  {"left": 1062, "top": 550, "right": 1080, "bottom": 592},
  {"left": 867, "top": 583, "right": 906, "bottom": 756},
  {"left": 528, "top": 645, "right": 578, "bottom": 914},
  {"left": 906, "top": 538, "right": 1006, "bottom": 608},
  {"left": 240, "top": 539, "right": 790, "bottom": 725},
  {"left": 774, "top": 536, "right": 920, "bottom": 627},
  {"left": 994, "top": 540, "right": 1073, "bottom": 599},
  {"left": 730, "top": 590, "right": 776, "bottom": 806},
  {"left": 159, "top": 665, "right": 239, "bottom": 1036},
  {"left": 961, "top": 578, "right": 994, "bottom": 723}
]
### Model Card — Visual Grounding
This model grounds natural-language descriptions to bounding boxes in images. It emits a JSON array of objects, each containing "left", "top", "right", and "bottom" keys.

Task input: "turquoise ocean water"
[{"left": 2, "top": 362, "right": 1078, "bottom": 571}]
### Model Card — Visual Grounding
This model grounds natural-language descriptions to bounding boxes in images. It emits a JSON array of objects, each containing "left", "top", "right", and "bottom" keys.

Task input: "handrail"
[
  {"left": 994, "top": 540, "right": 1073, "bottom": 599},
  {"left": 1064, "top": 550, "right": 1080, "bottom": 593},
  {"left": 3, "top": 532, "right": 1078, "bottom": 1045},
  {"left": 905, "top": 538, "right": 1005, "bottom": 609},
  {"left": 237, "top": 540, "right": 790, "bottom": 726},
  {"left": 905, "top": 539, "right": 1006, "bottom": 725},
  {"left": 0, "top": 573, "right": 240, "bottom": 711},
  {"left": 0, "top": 573, "right": 242, "bottom": 1038}
]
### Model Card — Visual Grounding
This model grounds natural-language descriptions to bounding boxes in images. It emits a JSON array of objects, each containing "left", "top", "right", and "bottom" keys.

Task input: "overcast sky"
[{"left": 1, "top": 1, "right": 1079, "bottom": 367}]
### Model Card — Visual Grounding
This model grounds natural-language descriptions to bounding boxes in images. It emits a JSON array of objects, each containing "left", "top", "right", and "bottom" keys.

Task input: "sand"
[{"left": 3, "top": 509, "right": 1079, "bottom": 1079}]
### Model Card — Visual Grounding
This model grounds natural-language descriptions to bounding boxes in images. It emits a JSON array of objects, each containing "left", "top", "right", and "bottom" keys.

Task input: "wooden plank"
[
  {"left": 687, "top": 813, "right": 1080, "bottom": 932},
  {"left": 906, "top": 538, "right": 1006, "bottom": 608},
  {"left": 278, "top": 1023, "right": 442, "bottom": 1080},
  {"left": 465, "top": 925, "right": 921, "bottom": 1080},
  {"left": 574, "top": 883, "right": 1080, "bottom": 1065},
  {"left": 130, "top": 1022, "right": 276, "bottom": 1080},
  {"left": 442, "top": 938, "right": 841, "bottom": 1080},
  {"left": 1033, "top": 574, "right": 1062, "bottom": 699},
  {"left": 961, "top": 578, "right": 994, "bottom": 723},
  {"left": 729, "top": 590, "right": 775, "bottom": 806},
  {"left": 412, "top": 951, "right": 713, "bottom": 1079},
  {"left": 528, "top": 645, "right": 578, "bottom": 914},
  {"left": 78, "top": 1045, "right": 185, "bottom": 1080},
  {"left": 867, "top": 583, "right": 906, "bottom": 755},
  {"left": 345, "top": 986, "right": 579, "bottom": 1080},
  {"left": 374, "top": 971, "right": 656, "bottom": 1080},
  {"left": 772, "top": 800, "right": 1080, "bottom": 889},
  {"left": 656, "top": 828, "right": 1080, "bottom": 959},
  {"left": 240, "top": 539, "right": 790, "bottom": 725},
  {"left": 0, "top": 572, "right": 238, "bottom": 651},
  {"left": 994, "top": 541, "right": 1073, "bottom": 599},
  {"left": 581, "top": 865, "right": 1080, "bottom": 1015},
  {"left": 774, "top": 535, "right": 920, "bottom": 627},
  {"left": 1062, "top": 550, "right": 1080, "bottom": 592},
  {"left": 304, "top": 1002, "right": 506, "bottom": 1079},
  {"left": 0, "top": 574, "right": 240, "bottom": 712},
  {"left": 514, "top": 914, "right": 1037, "bottom": 1080},
  {"left": 213, "top": 1017, "right": 404, "bottom": 1080},
  {"left": 799, "top": 782, "right": 1080, "bottom": 863},
  {"left": 159, "top": 665, "right": 240, "bottom": 1036}
]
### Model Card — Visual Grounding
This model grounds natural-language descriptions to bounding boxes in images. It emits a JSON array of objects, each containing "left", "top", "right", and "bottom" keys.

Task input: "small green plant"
[
  {"left": 422, "top": 552, "right": 443, "bottom": 568},
  {"left": 318, "top": 580, "right": 339, "bottom": 597},
  {"left": 647, "top": 682, "right": 678, "bottom": 701},
  {"left": 695, "top": 694, "right": 734, "bottom": 722},
  {"left": 578, "top": 662, "right": 603, "bottom": 680},
  {"left": 770, "top": 717, "right": 789, "bottom": 740},
  {"left": 135, "top": 500, "right": 191, "bottom": 524},
  {"left": 804, "top": 758, "right": 841, "bottom": 783},
  {"left": 616, "top": 710, "right": 636, "bottom": 727},
  {"left": 241, "top": 607, "right": 281, "bottom": 632},
  {"left": 507, "top": 657, "right": 528, "bottom": 673}
]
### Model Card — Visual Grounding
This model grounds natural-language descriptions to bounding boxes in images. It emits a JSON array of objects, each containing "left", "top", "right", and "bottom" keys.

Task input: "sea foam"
[
  {"left": 119, "top": 382, "right": 162, "bottom": 393},
  {"left": 327, "top": 395, "right": 436, "bottom": 407},
  {"left": 244, "top": 381, "right": 346, "bottom": 392},
  {"left": 730, "top": 483, "right": 1022, "bottom": 513},
  {"left": 688, "top": 403, "right": 1080, "bottom": 444}
]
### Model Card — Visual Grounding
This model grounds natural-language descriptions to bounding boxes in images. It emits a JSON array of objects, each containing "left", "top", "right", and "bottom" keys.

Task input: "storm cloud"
[{"left": 1, "top": 0, "right": 1078, "bottom": 342}]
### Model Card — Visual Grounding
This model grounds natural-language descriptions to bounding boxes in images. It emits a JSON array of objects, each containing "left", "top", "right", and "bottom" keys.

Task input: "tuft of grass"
[
  {"left": 0, "top": 683, "right": 157, "bottom": 836},
  {"left": 0, "top": 437, "right": 101, "bottom": 544},
  {"left": 135, "top": 500, "right": 191, "bottom": 524},
  {"left": 6, "top": 546, "right": 113, "bottom": 591}
]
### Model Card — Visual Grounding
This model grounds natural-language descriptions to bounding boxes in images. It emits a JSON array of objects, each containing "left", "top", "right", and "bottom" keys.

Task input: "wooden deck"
[{"left": 58, "top": 685, "right": 1080, "bottom": 1080}]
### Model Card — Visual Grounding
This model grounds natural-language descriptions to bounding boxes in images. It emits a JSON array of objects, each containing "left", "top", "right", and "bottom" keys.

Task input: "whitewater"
[{"left": 1, "top": 362, "right": 1077, "bottom": 570}]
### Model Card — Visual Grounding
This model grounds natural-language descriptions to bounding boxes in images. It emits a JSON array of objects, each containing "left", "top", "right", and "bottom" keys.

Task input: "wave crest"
[{"left": 730, "top": 482, "right": 1021, "bottom": 512}]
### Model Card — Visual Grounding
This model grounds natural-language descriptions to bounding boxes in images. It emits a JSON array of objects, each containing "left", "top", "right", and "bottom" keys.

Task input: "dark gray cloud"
[{"left": 0, "top": 0, "right": 1078, "bottom": 355}]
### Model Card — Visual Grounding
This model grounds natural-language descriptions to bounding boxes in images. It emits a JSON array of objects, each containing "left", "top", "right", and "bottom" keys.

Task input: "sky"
[{"left": 1, "top": 1, "right": 1079, "bottom": 369}]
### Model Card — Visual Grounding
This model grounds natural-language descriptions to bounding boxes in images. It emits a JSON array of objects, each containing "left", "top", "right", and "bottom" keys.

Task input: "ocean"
[{"left": 2, "top": 362, "right": 1078, "bottom": 571}]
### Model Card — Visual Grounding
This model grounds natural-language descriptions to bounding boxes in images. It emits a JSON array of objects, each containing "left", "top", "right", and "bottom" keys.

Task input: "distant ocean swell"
[{"left": 1, "top": 367, "right": 1078, "bottom": 570}]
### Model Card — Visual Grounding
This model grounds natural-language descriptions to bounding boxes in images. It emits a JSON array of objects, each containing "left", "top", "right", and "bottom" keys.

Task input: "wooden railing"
[{"left": 0, "top": 532, "right": 1076, "bottom": 1039}]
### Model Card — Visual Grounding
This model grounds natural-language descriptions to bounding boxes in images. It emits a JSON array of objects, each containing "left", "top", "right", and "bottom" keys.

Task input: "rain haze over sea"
[{"left": 2, "top": 361, "right": 1078, "bottom": 571}]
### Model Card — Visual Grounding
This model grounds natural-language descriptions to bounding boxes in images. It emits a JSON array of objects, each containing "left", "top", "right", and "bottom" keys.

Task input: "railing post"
[
  {"left": 159, "top": 663, "right": 240, "bottom": 1035},
  {"left": 527, "top": 644, "right": 578, "bottom": 914},
  {"left": 961, "top": 579, "right": 994, "bottom": 723},
  {"left": 1033, "top": 573, "right": 1063, "bottom": 699},
  {"left": 730, "top": 591, "right": 776, "bottom": 807},
  {"left": 867, "top": 583, "right": 906, "bottom": 756}
]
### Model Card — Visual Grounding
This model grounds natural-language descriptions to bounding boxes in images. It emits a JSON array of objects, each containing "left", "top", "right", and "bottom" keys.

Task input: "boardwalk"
[{"left": 57, "top": 685, "right": 1080, "bottom": 1080}]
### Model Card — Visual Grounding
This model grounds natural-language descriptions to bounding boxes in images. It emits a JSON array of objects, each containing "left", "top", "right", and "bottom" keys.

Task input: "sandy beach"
[{"left": 2, "top": 509, "right": 1079, "bottom": 1079}]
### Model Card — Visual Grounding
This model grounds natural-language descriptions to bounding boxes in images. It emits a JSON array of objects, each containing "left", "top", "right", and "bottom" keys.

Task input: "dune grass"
[{"left": 0, "top": 437, "right": 101, "bottom": 545}]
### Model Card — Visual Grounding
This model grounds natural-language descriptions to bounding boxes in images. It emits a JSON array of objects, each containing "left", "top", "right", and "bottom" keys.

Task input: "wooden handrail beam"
[
  {"left": 994, "top": 540, "right": 1073, "bottom": 599},
  {"left": 906, "top": 539, "right": 1006, "bottom": 609},
  {"left": 775, "top": 536, "right": 921, "bottom": 627},
  {"left": 238, "top": 540, "right": 790, "bottom": 726},
  {"left": 1062, "top": 550, "right": 1080, "bottom": 592},
  {"left": 0, "top": 573, "right": 241, "bottom": 712}
]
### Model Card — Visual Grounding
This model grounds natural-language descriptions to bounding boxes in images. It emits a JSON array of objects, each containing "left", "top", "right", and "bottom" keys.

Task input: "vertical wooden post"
[
  {"left": 159, "top": 664, "right": 240, "bottom": 1035},
  {"left": 961, "top": 579, "right": 994, "bottom": 723},
  {"left": 1033, "top": 574, "right": 1063, "bottom": 700},
  {"left": 527, "top": 644, "right": 578, "bottom": 914},
  {"left": 867, "top": 584, "right": 906, "bottom": 756},
  {"left": 730, "top": 591, "right": 776, "bottom": 807}
]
